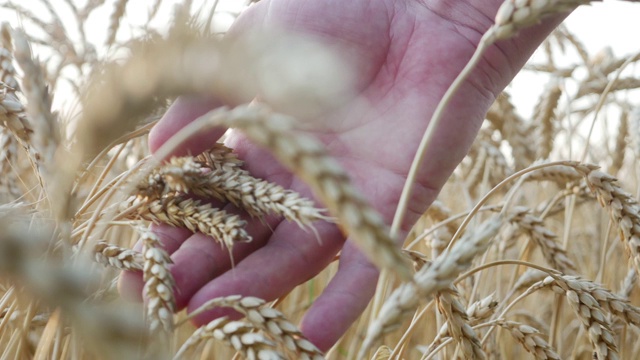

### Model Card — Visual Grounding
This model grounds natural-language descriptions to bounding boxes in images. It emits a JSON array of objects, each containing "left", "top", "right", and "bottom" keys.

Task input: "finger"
[
  {"left": 168, "top": 209, "right": 281, "bottom": 309},
  {"left": 119, "top": 223, "right": 193, "bottom": 301},
  {"left": 149, "top": 96, "right": 228, "bottom": 157},
  {"left": 299, "top": 241, "right": 378, "bottom": 352},
  {"left": 186, "top": 221, "right": 344, "bottom": 325}
]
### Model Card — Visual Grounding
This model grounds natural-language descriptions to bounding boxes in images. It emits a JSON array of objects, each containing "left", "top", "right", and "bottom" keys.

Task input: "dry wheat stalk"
[
  {"left": 573, "top": 164, "right": 640, "bottom": 278},
  {"left": 508, "top": 206, "right": 577, "bottom": 274},
  {"left": 124, "top": 194, "right": 251, "bottom": 250},
  {"left": 496, "top": 320, "right": 561, "bottom": 359},
  {"left": 139, "top": 228, "right": 175, "bottom": 333},
  {"left": 176, "top": 317, "right": 285, "bottom": 360},
  {"left": 435, "top": 288, "right": 486, "bottom": 359},
  {"left": 534, "top": 82, "right": 562, "bottom": 159},
  {"left": 360, "top": 218, "right": 501, "bottom": 356},
  {"left": 92, "top": 241, "right": 143, "bottom": 271},
  {"left": 188, "top": 295, "right": 324, "bottom": 359},
  {"left": 490, "top": 0, "right": 595, "bottom": 40}
]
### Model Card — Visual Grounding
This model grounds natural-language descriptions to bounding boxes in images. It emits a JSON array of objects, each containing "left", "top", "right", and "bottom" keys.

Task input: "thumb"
[{"left": 149, "top": 96, "right": 228, "bottom": 157}]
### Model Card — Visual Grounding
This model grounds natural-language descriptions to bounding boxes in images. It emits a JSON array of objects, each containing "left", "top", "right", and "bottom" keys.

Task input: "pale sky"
[{"left": 2, "top": 1, "right": 639, "bottom": 116}]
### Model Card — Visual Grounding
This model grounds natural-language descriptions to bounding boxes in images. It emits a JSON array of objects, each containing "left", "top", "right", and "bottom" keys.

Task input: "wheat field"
[{"left": 0, "top": 0, "right": 640, "bottom": 359}]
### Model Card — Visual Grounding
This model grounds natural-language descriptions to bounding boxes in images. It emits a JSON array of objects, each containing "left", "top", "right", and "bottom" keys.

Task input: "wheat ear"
[
  {"left": 93, "top": 241, "right": 143, "bottom": 271},
  {"left": 176, "top": 317, "right": 285, "bottom": 360},
  {"left": 360, "top": 218, "right": 501, "bottom": 357},
  {"left": 496, "top": 320, "right": 561, "bottom": 359},
  {"left": 185, "top": 295, "right": 324, "bottom": 359}
]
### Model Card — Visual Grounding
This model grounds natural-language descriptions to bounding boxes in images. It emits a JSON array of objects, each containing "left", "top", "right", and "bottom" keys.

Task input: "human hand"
[{"left": 120, "top": 0, "right": 560, "bottom": 351}]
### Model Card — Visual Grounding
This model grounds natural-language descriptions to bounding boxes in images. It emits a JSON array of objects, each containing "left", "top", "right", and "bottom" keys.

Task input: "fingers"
[
  {"left": 299, "top": 241, "right": 379, "bottom": 352},
  {"left": 167, "top": 209, "right": 280, "bottom": 309},
  {"left": 148, "top": 96, "right": 228, "bottom": 158},
  {"left": 186, "top": 221, "right": 344, "bottom": 326}
]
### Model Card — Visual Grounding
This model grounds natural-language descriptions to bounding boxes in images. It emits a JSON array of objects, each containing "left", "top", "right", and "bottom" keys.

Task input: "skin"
[{"left": 120, "top": 0, "right": 563, "bottom": 352}]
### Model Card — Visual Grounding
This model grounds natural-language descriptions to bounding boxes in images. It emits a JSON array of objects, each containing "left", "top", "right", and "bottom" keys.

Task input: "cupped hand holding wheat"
[{"left": 119, "top": 0, "right": 563, "bottom": 352}]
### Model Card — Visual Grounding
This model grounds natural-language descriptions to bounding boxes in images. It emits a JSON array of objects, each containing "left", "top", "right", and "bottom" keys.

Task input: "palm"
[{"left": 121, "top": 0, "right": 560, "bottom": 351}]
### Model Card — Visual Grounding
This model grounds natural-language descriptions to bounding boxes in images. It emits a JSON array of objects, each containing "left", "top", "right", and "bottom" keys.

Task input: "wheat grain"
[
  {"left": 93, "top": 241, "right": 143, "bottom": 271},
  {"left": 496, "top": 320, "right": 561, "bottom": 359}
]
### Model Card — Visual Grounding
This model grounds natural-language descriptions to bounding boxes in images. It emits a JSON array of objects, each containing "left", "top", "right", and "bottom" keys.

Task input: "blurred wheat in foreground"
[{"left": 1, "top": 0, "right": 640, "bottom": 359}]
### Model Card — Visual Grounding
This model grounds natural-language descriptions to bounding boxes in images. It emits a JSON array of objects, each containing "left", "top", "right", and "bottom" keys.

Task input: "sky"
[{"left": 1, "top": 0, "right": 639, "bottom": 115}]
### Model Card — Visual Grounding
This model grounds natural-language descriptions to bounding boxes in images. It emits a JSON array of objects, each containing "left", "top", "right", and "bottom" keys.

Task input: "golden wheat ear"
[{"left": 204, "top": 104, "right": 413, "bottom": 281}]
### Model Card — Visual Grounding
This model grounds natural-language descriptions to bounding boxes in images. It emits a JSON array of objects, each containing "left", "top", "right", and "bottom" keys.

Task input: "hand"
[{"left": 120, "top": 0, "right": 559, "bottom": 351}]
